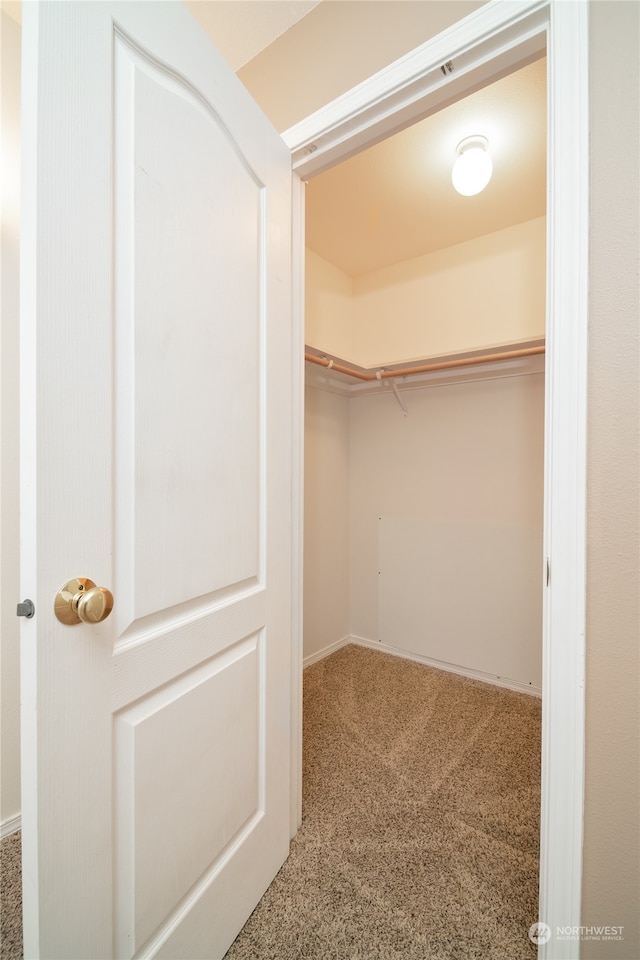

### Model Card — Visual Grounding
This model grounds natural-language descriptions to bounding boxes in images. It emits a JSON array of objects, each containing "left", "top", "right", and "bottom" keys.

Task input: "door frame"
[{"left": 285, "top": 2, "right": 588, "bottom": 958}]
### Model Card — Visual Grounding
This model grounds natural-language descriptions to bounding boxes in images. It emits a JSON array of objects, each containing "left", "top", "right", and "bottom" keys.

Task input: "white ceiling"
[{"left": 305, "top": 56, "right": 547, "bottom": 277}]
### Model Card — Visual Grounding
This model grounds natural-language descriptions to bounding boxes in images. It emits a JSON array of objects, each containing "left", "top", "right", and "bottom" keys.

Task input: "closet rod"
[{"left": 305, "top": 345, "right": 545, "bottom": 382}]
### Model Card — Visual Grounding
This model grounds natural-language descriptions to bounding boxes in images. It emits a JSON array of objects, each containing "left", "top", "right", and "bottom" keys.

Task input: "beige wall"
[
  {"left": 351, "top": 217, "right": 545, "bottom": 366},
  {"left": 581, "top": 2, "right": 640, "bottom": 955},
  {"left": 305, "top": 249, "right": 354, "bottom": 360},
  {"left": 238, "top": 0, "right": 487, "bottom": 132},
  {"left": 1, "top": 8, "right": 21, "bottom": 829},
  {"left": 307, "top": 217, "right": 545, "bottom": 367},
  {"left": 303, "top": 386, "right": 350, "bottom": 661}
]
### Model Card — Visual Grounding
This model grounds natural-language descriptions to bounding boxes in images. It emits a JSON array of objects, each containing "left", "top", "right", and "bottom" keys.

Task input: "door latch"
[{"left": 17, "top": 599, "right": 35, "bottom": 619}]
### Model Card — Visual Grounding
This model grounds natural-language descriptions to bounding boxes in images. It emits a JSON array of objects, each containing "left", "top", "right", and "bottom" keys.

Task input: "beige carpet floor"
[
  {"left": 0, "top": 644, "right": 541, "bottom": 960},
  {"left": 0, "top": 832, "right": 21, "bottom": 960},
  {"left": 226, "top": 644, "right": 541, "bottom": 960}
]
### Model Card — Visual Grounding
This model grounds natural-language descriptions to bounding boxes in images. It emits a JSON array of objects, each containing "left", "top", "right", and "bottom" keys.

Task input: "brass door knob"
[{"left": 54, "top": 578, "right": 114, "bottom": 625}]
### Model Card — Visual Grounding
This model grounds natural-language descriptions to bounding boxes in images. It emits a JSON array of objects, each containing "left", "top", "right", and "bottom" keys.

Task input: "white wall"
[
  {"left": 348, "top": 372, "right": 544, "bottom": 688},
  {"left": 304, "top": 370, "right": 545, "bottom": 685},
  {"left": 1, "top": 8, "right": 21, "bottom": 829},
  {"left": 303, "top": 386, "right": 350, "bottom": 662},
  {"left": 305, "top": 217, "right": 545, "bottom": 367}
]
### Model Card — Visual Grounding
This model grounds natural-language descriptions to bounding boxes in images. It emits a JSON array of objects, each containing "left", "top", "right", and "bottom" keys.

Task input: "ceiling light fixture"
[{"left": 452, "top": 135, "right": 493, "bottom": 196}]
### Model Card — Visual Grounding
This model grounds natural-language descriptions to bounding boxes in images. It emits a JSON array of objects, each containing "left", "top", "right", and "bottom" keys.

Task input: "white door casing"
[{"left": 20, "top": 3, "right": 292, "bottom": 957}]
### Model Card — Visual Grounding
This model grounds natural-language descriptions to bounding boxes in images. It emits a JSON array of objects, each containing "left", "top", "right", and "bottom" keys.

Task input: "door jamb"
[
  {"left": 286, "top": 3, "right": 588, "bottom": 958},
  {"left": 290, "top": 172, "right": 305, "bottom": 833}
]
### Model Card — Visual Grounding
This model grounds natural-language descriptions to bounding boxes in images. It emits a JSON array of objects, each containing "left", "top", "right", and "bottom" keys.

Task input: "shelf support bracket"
[
  {"left": 391, "top": 380, "right": 408, "bottom": 417},
  {"left": 377, "top": 370, "right": 408, "bottom": 417}
]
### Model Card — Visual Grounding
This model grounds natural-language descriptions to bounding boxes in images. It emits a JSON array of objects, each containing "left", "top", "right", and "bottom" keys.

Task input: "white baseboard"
[
  {"left": 302, "top": 633, "right": 541, "bottom": 696},
  {"left": 1, "top": 814, "right": 21, "bottom": 839},
  {"left": 303, "top": 635, "right": 350, "bottom": 669},
  {"left": 349, "top": 635, "right": 542, "bottom": 697}
]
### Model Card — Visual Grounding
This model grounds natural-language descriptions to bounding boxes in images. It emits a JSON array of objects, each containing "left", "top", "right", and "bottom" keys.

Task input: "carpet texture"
[
  {"left": 226, "top": 644, "right": 541, "bottom": 960},
  {"left": 0, "top": 831, "right": 22, "bottom": 960}
]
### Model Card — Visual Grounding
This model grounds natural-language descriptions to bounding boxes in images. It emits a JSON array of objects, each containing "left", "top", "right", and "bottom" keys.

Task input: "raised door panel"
[
  {"left": 114, "top": 33, "right": 263, "bottom": 635},
  {"left": 114, "top": 635, "right": 262, "bottom": 956}
]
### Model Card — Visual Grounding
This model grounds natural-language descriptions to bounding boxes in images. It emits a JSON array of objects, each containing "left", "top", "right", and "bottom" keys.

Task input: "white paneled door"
[{"left": 20, "top": 3, "right": 292, "bottom": 958}]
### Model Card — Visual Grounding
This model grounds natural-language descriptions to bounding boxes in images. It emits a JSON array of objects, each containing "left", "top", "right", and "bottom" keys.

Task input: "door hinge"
[{"left": 546, "top": 558, "right": 550, "bottom": 586}]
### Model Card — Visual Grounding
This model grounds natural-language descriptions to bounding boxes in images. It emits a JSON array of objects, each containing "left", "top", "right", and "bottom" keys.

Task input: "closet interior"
[{"left": 303, "top": 56, "right": 546, "bottom": 696}]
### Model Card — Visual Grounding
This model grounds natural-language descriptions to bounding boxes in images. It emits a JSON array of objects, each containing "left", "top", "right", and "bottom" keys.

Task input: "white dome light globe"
[{"left": 452, "top": 137, "right": 493, "bottom": 196}]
